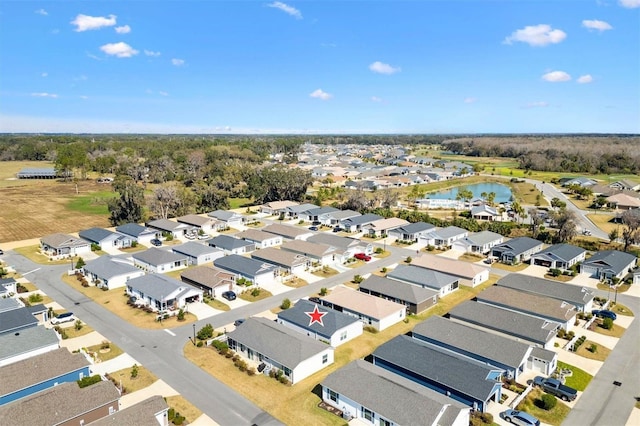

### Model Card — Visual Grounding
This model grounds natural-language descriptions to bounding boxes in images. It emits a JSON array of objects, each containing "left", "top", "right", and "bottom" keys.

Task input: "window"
[
  {"left": 379, "top": 418, "right": 391, "bottom": 426},
  {"left": 362, "top": 407, "right": 374, "bottom": 422},
  {"left": 340, "top": 331, "right": 347, "bottom": 341},
  {"left": 109, "top": 406, "right": 116, "bottom": 415},
  {"left": 328, "top": 389, "right": 339, "bottom": 402},
  {"left": 322, "top": 354, "right": 328, "bottom": 364}
]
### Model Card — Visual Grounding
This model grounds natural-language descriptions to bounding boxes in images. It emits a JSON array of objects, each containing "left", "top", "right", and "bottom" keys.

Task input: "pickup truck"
[{"left": 532, "top": 376, "right": 578, "bottom": 401}]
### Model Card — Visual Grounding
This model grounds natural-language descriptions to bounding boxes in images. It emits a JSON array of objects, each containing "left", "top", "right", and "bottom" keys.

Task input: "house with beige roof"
[
  {"left": 176, "top": 214, "right": 222, "bottom": 233},
  {"left": 40, "top": 233, "right": 91, "bottom": 260},
  {"left": 262, "top": 223, "right": 314, "bottom": 241},
  {"left": 363, "top": 217, "right": 410, "bottom": 237},
  {"left": 260, "top": 200, "right": 300, "bottom": 215},
  {"left": 320, "top": 286, "right": 406, "bottom": 331},
  {"left": 251, "top": 247, "right": 310, "bottom": 275},
  {"left": 606, "top": 193, "right": 640, "bottom": 210},
  {"left": 235, "top": 229, "right": 283, "bottom": 249},
  {"left": 280, "top": 240, "right": 338, "bottom": 266},
  {"left": 412, "top": 254, "right": 490, "bottom": 287}
]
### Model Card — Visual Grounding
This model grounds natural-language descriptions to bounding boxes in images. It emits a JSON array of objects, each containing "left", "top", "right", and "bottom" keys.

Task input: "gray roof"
[
  {"left": 360, "top": 275, "right": 438, "bottom": 304},
  {"left": 90, "top": 395, "right": 169, "bottom": 426},
  {"left": 0, "top": 297, "right": 22, "bottom": 313},
  {"left": 286, "top": 203, "right": 318, "bottom": 214},
  {"left": 322, "top": 360, "right": 467, "bottom": 426},
  {"left": 40, "top": 233, "right": 89, "bottom": 249},
  {"left": 172, "top": 241, "right": 222, "bottom": 258},
  {"left": 492, "top": 237, "right": 542, "bottom": 255},
  {"left": 281, "top": 240, "right": 337, "bottom": 257},
  {"left": 434, "top": 226, "right": 468, "bottom": 239},
  {"left": 393, "top": 221, "right": 436, "bottom": 235},
  {"left": 387, "top": 265, "right": 459, "bottom": 290},
  {"left": 78, "top": 227, "right": 122, "bottom": 243},
  {"left": 147, "top": 218, "right": 189, "bottom": 232},
  {"left": 0, "top": 307, "right": 38, "bottom": 334},
  {"left": 412, "top": 316, "right": 532, "bottom": 370},
  {"left": 214, "top": 254, "right": 278, "bottom": 277},
  {"left": 127, "top": 274, "right": 199, "bottom": 301},
  {"left": 305, "top": 206, "right": 339, "bottom": 217},
  {"left": 132, "top": 247, "right": 188, "bottom": 266},
  {"left": 373, "top": 335, "right": 502, "bottom": 402},
  {"left": 497, "top": 274, "right": 594, "bottom": 307},
  {"left": 464, "top": 231, "right": 503, "bottom": 246},
  {"left": 176, "top": 214, "right": 215, "bottom": 227},
  {"left": 532, "top": 243, "right": 586, "bottom": 263},
  {"left": 341, "top": 213, "right": 384, "bottom": 226},
  {"left": 307, "top": 233, "right": 362, "bottom": 250},
  {"left": 251, "top": 247, "right": 308, "bottom": 268},
  {"left": 277, "top": 300, "right": 360, "bottom": 338},
  {"left": 530, "top": 347, "right": 557, "bottom": 363},
  {"left": 476, "top": 286, "right": 577, "bottom": 323},
  {"left": 227, "top": 317, "right": 329, "bottom": 369},
  {"left": 0, "top": 381, "right": 119, "bottom": 425},
  {"left": 262, "top": 223, "right": 312, "bottom": 239},
  {"left": 84, "top": 255, "right": 140, "bottom": 280},
  {"left": 207, "top": 235, "right": 255, "bottom": 251},
  {"left": 208, "top": 210, "right": 242, "bottom": 221},
  {"left": 582, "top": 250, "right": 637, "bottom": 275},
  {"left": 0, "top": 326, "right": 59, "bottom": 362},
  {"left": 235, "top": 229, "right": 281, "bottom": 243},
  {"left": 0, "top": 348, "right": 90, "bottom": 396},
  {"left": 448, "top": 301, "right": 558, "bottom": 346},
  {"left": 319, "top": 209, "right": 360, "bottom": 220},
  {"left": 115, "top": 223, "right": 155, "bottom": 238}
]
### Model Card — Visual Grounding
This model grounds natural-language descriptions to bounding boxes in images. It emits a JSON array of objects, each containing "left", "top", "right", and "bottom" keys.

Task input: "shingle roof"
[
  {"left": 413, "top": 316, "right": 531, "bottom": 370},
  {"left": 214, "top": 254, "right": 278, "bottom": 276},
  {"left": 0, "top": 297, "right": 22, "bottom": 313},
  {"left": 172, "top": 241, "right": 222, "bottom": 258},
  {"left": 307, "top": 233, "right": 363, "bottom": 250},
  {"left": 90, "top": 395, "right": 169, "bottom": 426},
  {"left": 40, "top": 233, "right": 88, "bottom": 249},
  {"left": 0, "top": 348, "right": 90, "bottom": 396},
  {"left": 251, "top": 247, "right": 308, "bottom": 268},
  {"left": 235, "top": 229, "right": 281, "bottom": 243},
  {"left": 319, "top": 209, "right": 360, "bottom": 220},
  {"left": 0, "top": 326, "right": 59, "bottom": 362},
  {"left": 305, "top": 206, "right": 339, "bottom": 216},
  {"left": 132, "top": 248, "right": 188, "bottom": 266},
  {"left": 278, "top": 300, "right": 360, "bottom": 338},
  {"left": 286, "top": 203, "right": 318, "bottom": 214},
  {"left": 280, "top": 240, "right": 337, "bottom": 258},
  {"left": 341, "top": 213, "right": 384, "bottom": 226},
  {"left": 532, "top": 243, "right": 586, "bottom": 263},
  {"left": 176, "top": 214, "right": 215, "bottom": 227},
  {"left": 530, "top": 347, "right": 557, "bottom": 363},
  {"left": 492, "top": 237, "right": 543, "bottom": 255},
  {"left": 227, "top": 317, "right": 329, "bottom": 369},
  {"left": 359, "top": 275, "right": 439, "bottom": 304},
  {"left": 147, "top": 218, "right": 189, "bottom": 232},
  {"left": 476, "top": 286, "right": 577, "bottom": 323},
  {"left": 207, "top": 235, "right": 255, "bottom": 251},
  {"left": 582, "top": 250, "right": 637, "bottom": 275},
  {"left": 208, "top": 210, "right": 243, "bottom": 221},
  {"left": 434, "top": 226, "right": 468, "bottom": 239},
  {"left": 497, "top": 273, "right": 594, "bottom": 307},
  {"left": 115, "top": 223, "right": 155, "bottom": 238},
  {"left": 180, "top": 266, "right": 235, "bottom": 289},
  {"left": 83, "top": 255, "right": 140, "bottom": 280},
  {"left": 262, "top": 223, "right": 312, "bottom": 239},
  {"left": 322, "top": 360, "right": 467, "bottom": 426},
  {"left": 463, "top": 231, "right": 503, "bottom": 246},
  {"left": 262, "top": 201, "right": 299, "bottom": 210},
  {"left": 412, "top": 254, "right": 489, "bottom": 280},
  {"left": 393, "top": 221, "right": 436, "bottom": 235},
  {"left": 387, "top": 265, "right": 459, "bottom": 290},
  {"left": 321, "top": 286, "right": 405, "bottom": 320},
  {"left": 78, "top": 227, "right": 119, "bottom": 243},
  {"left": 127, "top": 274, "right": 198, "bottom": 301},
  {"left": 373, "top": 335, "right": 502, "bottom": 402},
  {"left": 0, "top": 307, "right": 38, "bottom": 334},
  {"left": 366, "top": 217, "right": 410, "bottom": 231}
]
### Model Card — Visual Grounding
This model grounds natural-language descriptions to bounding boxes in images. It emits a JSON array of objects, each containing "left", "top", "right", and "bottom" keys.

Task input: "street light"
[{"left": 192, "top": 323, "right": 196, "bottom": 346}]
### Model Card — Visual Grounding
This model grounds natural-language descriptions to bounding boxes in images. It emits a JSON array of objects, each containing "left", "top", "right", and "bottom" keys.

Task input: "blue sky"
[{"left": 1, "top": 1, "right": 639, "bottom": 134}]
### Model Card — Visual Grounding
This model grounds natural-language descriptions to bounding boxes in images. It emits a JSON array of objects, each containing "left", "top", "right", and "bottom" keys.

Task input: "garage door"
[
  {"left": 534, "top": 259, "right": 551, "bottom": 267},
  {"left": 527, "top": 357, "right": 547, "bottom": 374}
]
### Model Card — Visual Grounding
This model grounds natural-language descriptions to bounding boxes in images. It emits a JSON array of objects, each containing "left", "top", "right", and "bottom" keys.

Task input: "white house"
[
  {"left": 126, "top": 274, "right": 203, "bottom": 311},
  {"left": 176, "top": 214, "right": 221, "bottom": 234},
  {"left": 40, "top": 234, "right": 91, "bottom": 260},
  {"left": 78, "top": 227, "right": 133, "bottom": 249},
  {"left": 115, "top": 223, "right": 157, "bottom": 244},
  {"left": 132, "top": 248, "right": 188, "bottom": 273},
  {"left": 451, "top": 231, "right": 504, "bottom": 255},
  {"left": 580, "top": 250, "right": 637, "bottom": 281},
  {"left": 259, "top": 201, "right": 299, "bottom": 216},
  {"left": 412, "top": 254, "right": 490, "bottom": 287},
  {"left": 431, "top": 226, "right": 469, "bottom": 248},
  {"left": 207, "top": 235, "right": 255, "bottom": 255},
  {"left": 280, "top": 240, "right": 338, "bottom": 266},
  {"left": 82, "top": 255, "right": 145, "bottom": 290},
  {"left": 250, "top": 248, "right": 310, "bottom": 275},
  {"left": 235, "top": 229, "right": 283, "bottom": 249},
  {"left": 213, "top": 254, "right": 278, "bottom": 287},
  {"left": 171, "top": 242, "right": 224, "bottom": 266},
  {"left": 207, "top": 210, "right": 245, "bottom": 228},
  {"left": 363, "top": 218, "right": 410, "bottom": 238}
]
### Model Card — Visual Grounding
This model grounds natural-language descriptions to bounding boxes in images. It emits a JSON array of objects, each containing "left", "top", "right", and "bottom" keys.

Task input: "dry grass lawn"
[
  {"left": 458, "top": 253, "right": 484, "bottom": 263},
  {"left": 516, "top": 388, "right": 570, "bottom": 426},
  {"left": 61, "top": 323, "right": 94, "bottom": 339},
  {"left": 13, "top": 245, "right": 78, "bottom": 265},
  {"left": 575, "top": 340, "right": 611, "bottom": 361},
  {"left": 544, "top": 273, "right": 574, "bottom": 282},
  {"left": 87, "top": 342, "right": 125, "bottom": 362},
  {"left": 586, "top": 213, "right": 619, "bottom": 235},
  {"left": 610, "top": 302, "right": 634, "bottom": 316},
  {"left": 491, "top": 262, "right": 529, "bottom": 272},
  {"left": 238, "top": 288, "right": 274, "bottom": 302},
  {"left": 109, "top": 365, "right": 158, "bottom": 394},
  {"left": 312, "top": 267, "right": 339, "bottom": 278},
  {"left": 591, "top": 321, "right": 626, "bottom": 338},
  {"left": 165, "top": 395, "right": 203, "bottom": 424},
  {"left": 205, "top": 298, "right": 230, "bottom": 311},
  {"left": 283, "top": 277, "right": 309, "bottom": 288}
]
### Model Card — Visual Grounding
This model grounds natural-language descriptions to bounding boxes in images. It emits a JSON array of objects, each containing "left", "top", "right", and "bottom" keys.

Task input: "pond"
[{"left": 428, "top": 182, "right": 513, "bottom": 203}]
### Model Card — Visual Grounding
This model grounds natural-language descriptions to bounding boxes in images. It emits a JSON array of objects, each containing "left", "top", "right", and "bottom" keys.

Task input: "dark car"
[
  {"left": 309, "top": 226, "right": 319, "bottom": 231},
  {"left": 308, "top": 297, "right": 321, "bottom": 304},
  {"left": 312, "top": 221, "right": 321, "bottom": 226},
  {"left": 0, "top": 249, "right": 4, "bottom": 255},
  {"left": 354, "top": 252, "right": 372, "bottom": 261},
  {"left": 234, "top": 318, "right": 245, "bottom": 327},
  {"left": 222, "top": 291, "right": 236, "bottom": 301},
  {"left": 592, "top": 309, "right": 617, "bottom": 320},
  {"left": 150, "top": 238, "right": 162, "bottom": 247},
  {"left": 332, "top": 227, "right": 343, "bottom": 233}
]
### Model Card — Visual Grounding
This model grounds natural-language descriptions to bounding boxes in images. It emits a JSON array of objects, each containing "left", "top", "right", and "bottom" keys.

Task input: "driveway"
[
  {"left": 185, "top": 301, "right": 220, "bottom": 320},
  {"left": 520, "top": 264, "right": 549, "bottom": 278}
]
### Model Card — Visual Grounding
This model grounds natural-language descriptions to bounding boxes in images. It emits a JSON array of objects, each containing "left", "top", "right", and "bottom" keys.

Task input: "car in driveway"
[
  {"left": 197, "top": 233, "right": 209, "bottom": 240},
  {"left": 354, "top": 252, "right": 372, "bottom": 261},
  {"left": 222, "top": 291, "right": 236, "bottom": 301},
  {"left": 499, "top": 409, "right": 540, "bottom": 426},
  {"left": 592, "top": 309, "right": 617, "bottom": 320},
  {"left": 308, "top": 297, "right": 321, "bottom": 304},
  {"left": 332, "top": 227, "right": 343, "bottom": 233},
  {"left": 51, "top": 312, "right": 76, "bottom": 325},
  {"left": 309, "top": 226, "right": 319, "bottom": 231},
  {"left": 151, "top": 238, "right": 162, "bottom": 247}
]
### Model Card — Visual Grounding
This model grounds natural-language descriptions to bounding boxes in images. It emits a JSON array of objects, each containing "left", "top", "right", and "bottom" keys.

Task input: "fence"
[{"left": 510, "top": 385, "right": 533, "bottom": 409}]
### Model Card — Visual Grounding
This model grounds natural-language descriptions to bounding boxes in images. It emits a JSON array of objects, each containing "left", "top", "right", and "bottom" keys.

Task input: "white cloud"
[
  {"left": 115, "top": 25, "right": 131, "bottom": 34},
  {"left": 619, "top": 0, "right": 640, "bottom": 8},
  {"left": 542, "top": 70, "right": 571, "bottom": 82},
  {"left": 144, "top": 50, "right": 161, "bottom": 57},
  {"left": 71, "top": 14, "right": 117, "bottom": 32},
  {"left": 159, "top": 91, "right": 169, "bottom": 96},
  {"left": 582, "top": 19, "right": 613, "bottom": 31},
  {"left": 31, "top": 92, "right": 58, "bottom": 98},
  {"left": 577, "top": 74, "right": 594, "bottom": 84},
  {"left": 171, "top": 58, "right": 185, "bottom": 66},
  {"left": 503, "top": 24, "right": 567, "bottom": 46},
  {"left": 524, "top": 101, "right": 549, "bottom": 108},
  {"left": 369, "top": 61, "right": 401, "bottom": 75},
  {"left": 79, "top": 95, "right": 89, "bottom": 100},
  {"left": 268, "top": 2, "right": 303, "bottom": 19},
  {"left": 35, "top": 9, "right": 48, "bottom": 16},
  {"left": 371, "top": 96, "right": 383, "bottom": 102},
  {"left": 309, "top": 89, "right": 332, "bottom": 100},
  {"left": 100, "top": 42, "right": 139, "bottom": 58},
  {"left": 74, "top": 75, "right": 88, "bottom": 81},
  {"left": 41, "top": 72, "right": 48, "bottom": 77},
  {"left": 464, "top": 97, "right": 477, "bottom": 104}
]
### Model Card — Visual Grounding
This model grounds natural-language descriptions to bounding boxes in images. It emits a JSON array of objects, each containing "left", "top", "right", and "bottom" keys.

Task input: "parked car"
[
  {"left": 0, "top": 249, "right": 4, "bottom": 255},
  {"left": 332, "top": 227, "right": 343, "bottom": 233},
  {"left": 197, "top": 233, "right": 209, "bottom": 240},
  {"left": 234, "top": 318, "right": 245, "bottom": 327},
  {"left": 309, "top": 226, "right": 319, "bottom": 231},
  {"left": 311, "top": 221, "right": 321, "bottom": 226},
  {"left": 500, "top": 409, "right": 540, "bottom": 426},
  {"left": 51, "top": 312, "right": 75, "bottom": 325},
  {"left": 308, "top": 297, "right": 321, "bottom": 304},
  {"left": 592, "top": 309, "right": 617, "bottom": 320},
  {"left": 151, "top": 238, "right": 162, "bottom": 247},
  {"left": 222, "top": 291, "right": 236, "bottom": 301},
  {"left": 354, "top": 253, "right": 372, "bottom": 261},
  {"left": 582, "top": 229, "right": 592, "bottom": 236},
  {"left": 532, "top": 376, "right": 578, "bottom": 401},
  {"left": 185, "top": 233, "right": 196, "bottom": 240}
]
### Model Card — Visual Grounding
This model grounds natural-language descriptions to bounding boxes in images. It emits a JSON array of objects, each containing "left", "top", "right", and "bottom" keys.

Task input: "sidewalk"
[
  {"left": 119, "top": 379, "right": 179, "bottom": 409},
  {"left": 60, "top": 330, "right": 109, "bottom": 352},
  {"left": 91, "top": 353, "right": 139, "bottom": 376}
]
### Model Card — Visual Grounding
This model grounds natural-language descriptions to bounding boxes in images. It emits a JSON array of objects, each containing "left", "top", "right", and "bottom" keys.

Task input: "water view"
[{"left": 428, "top": 182, "right": 513, "bottom": 203}]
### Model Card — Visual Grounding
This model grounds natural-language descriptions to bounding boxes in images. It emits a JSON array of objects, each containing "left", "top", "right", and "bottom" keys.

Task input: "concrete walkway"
[
  {"left": 557, "top": 348, "right": 603, "bottom": 376},
  {"left": 185, "top": 302, "right": 220, "bottom": 320},
  {"left": 190, "top": 414, "right": 220, "bottom": 426},
  {"left": 91, "top": 353, "right": 139, "bottom": 375},
  {"left": 60, "top": 330, "right": 108, "bottom": 352},
  {"left": 120, "top": 379, "right": 179, "bottom": 409}
]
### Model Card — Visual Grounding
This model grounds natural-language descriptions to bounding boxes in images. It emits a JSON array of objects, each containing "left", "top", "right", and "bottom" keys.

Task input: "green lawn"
[
  {"left": 66, "top": 190, "right": 114, "bottom": 214},
  {"left": 238, "top": 288, "right": 273, "bottom": 302},
  {"left": 13, "top": 245, "right": 75, "bottom": 265},
  {"left": 516, "top": 388, "right": 570, "bottom": 426},
  {"left": 556, "top": 361, "right": 593, "bottom": 391},
  {"left": 228, "top": 197, "right": 254, "bottom": 209},
  {"left": 205, "top": 298, "right": 230, "bottom": 311}
]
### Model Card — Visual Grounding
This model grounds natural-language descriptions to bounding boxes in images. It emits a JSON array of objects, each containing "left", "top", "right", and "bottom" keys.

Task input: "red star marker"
[{"left": 305, "top": 305, "right": 328, "bottom": 327}]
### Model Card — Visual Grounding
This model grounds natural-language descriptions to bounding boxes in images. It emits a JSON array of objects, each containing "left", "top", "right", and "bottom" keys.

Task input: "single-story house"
[
  {"left": 262, "top": 223, "right": 314, "bottom": 241},
  {"left": 260, "top": 200, "right": 299, "bottom": 216},
  {"left": 412, "top": 254, "right": 490, "bottom": 287},
  {"left": 126, "top": 274, "right": 203, "bottom": 311},
  {"left": 431, "top": 226, "right": 469, "bottom": 248},
  {"left": 280, "top": 240, "right": 338, "bottom": 266},
  {"left": 132, "top": 248, "right": 188, "bottom": 273},
  {"left": 363, "top": 218, "right": 410, "bottom": 238},
  {"left": 285, "top": 203, "right": 318, "bottom": 219},
  {"left": 307, "top": 233, "right": 373, "bottom": 260},
  {"left": 580, "top": 250, "right": 637, "bottom": 281},
  {"left": 320, "top": 286, "right": 406, "bottom": 331},
  {"left": 146, "top": 218, "right": 193, "bottom": 238},
  {"left": 359, "top": 275, "right": 438, "bottom": 315},
  {"left": 180, "top": 266, "right": 235, "bottom": 297},
  {"left": 0, "top": 326, "right": 59, "bottom": 368},
  {"left": 497, "top": 273, "right": 595, "bottom": 312},
  {"left": 530, "top": 243, "right": 587, "bottom": 271},
  {"left": 448, "top": 301, "right": 559, "bottom": 350},
  {"left": 412, "top": 316, "right": 534, "bottom": 381},
  {"left": 322, "top": 360, "right": 470, "bottom": 426},
  {"left": 235, "top": 229, "right": 283, "bottom": 249},
  {"left": 609, "top": 180, "right": 640, "bottom": 192},
  {"left": 388, "top": 222, "right": 436, "bottom": 242},
  {"left": 90, "top": 395, "right": 169, "bottom": 426},
  {"left": 115, "top": 223, "right": 157, "bottom": 244},
  {"left": 303, "top": 206, "right": 340, "bottom": 223},
  {"left": 0, "top": 348, "right": 91, "bottom": 406},
  {"left": 634, "top": 270, "right": 640, "bottom": 285},
  {"left": 471, "top": 204, "right": 500, "bottom": 221},
  {"left": 176, "top": 214, "right": 222, "bottom": 233},
  {"left": 605, "top": 193, "right": 640, "bottom": 210},
  {"left": 387, "top": 265, "right": 460, "bottom": 297},
  {"left": 340, "top": 213, "right": 384, "bottom": 233},
  {"left": 561, "top": 177, "right": 597, "bottom": 187},
  {"left": 172, "top": 242, "right": 224, "bottom": 266},
  {"left": 78, "top": 227, "right": 133, "bottom": 249},
  {"left": 251, "top": 247, "right": 310, "bottom": 275},
  {"left": 226, "top": 317, "right": 334, "bottom": 384},
  {"left": 207, "top": 235, "right": 255, "bottom": 255},
  {"left": 0, "top": 278, "right": 17, "bottom": 297},
  {"left": 491, "top": 237, "right": 544, "bottom": 264},
  {"left": 372, "top": 335, "right": 504, "bottom": 413},
  {"left": 82, "top": 255, "right": 145, "bottom": 290},
  {"left": 207, "top": 210, "right": 245, "bottom": 228},
  {"left": 452, "top": 231, "right": 504, "bottom": 255},
  {"left": 0, "top": 298, "right": 22, "bottom": 314},
  {"left": 476, "top": 286, "right": 577, "bottom": 331},
  {"left": 214, "top": 254, "right": 278, "bottom": 287},
  {"left": 318, "top": 209, "right": 361, "bottom": 227},
  {"left": 277, "top": 299, "right": 363, "bottom": 347},
  {"left": 40, "top": 233, "right": 91, "bottom": 259},
  {"left": 0, "top": 307, "right": 39, "bottom": 335}
]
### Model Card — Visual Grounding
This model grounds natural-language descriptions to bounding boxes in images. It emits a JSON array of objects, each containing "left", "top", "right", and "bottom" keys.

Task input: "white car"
[{"left": 51, "top": 312, "right": 75, "bottom": 325}]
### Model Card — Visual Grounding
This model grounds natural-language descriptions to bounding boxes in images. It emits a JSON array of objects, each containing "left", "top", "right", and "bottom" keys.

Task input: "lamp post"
[{"left": 192, "top": 323, "right": 196, "bottom": 346}]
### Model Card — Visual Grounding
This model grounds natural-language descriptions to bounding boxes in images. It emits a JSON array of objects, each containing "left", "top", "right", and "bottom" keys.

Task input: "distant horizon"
[{"left": 1, "top": 132, "right": 639, "bottom": 137}]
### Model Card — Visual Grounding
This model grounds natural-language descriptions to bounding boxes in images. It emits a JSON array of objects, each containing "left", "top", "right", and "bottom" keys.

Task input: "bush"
[
  {"left": 602, "top": 317, "right": 614, "bottom": 329},
  {"left": 91, "top": 243, "right": 101, "bottom": 252},
  {"left": 100, "top": 340, "right": 110, "bottom": 350},
  {"left": 131, "top": 241, "right": 138, "bottom": 247},
  {"left": 556, "top": 329, "right": 566, "bottom": 339},
  {"left": 280, "top": 298, "right": 291, "bottom": 310},
  {"left": 549, "top": 268, "right": 561, "bottom": 277},
  {"left": 130, "top": 364, "right": 139, "bottom": 379},
  {"left": 589, "top": 343, "right": 598, "bottom": 353},
  {"left": 363, "top": 325, "right": 378, "bottom": 333},
  {"left": 77, "top": 375, "right": 102, "bottom": 388},
  {"left": 197, "top": 324, "right": 214, "bottom": 340},
  {"left": 196, "top": 341, "right": 204, "bottom": 348},
  {"left": 75, "top": 320, "right": 83, "bottom": 331},
  {"left": 381, "top": 267, "right": 387, "bottom": 273},
  {"left": 173, "top": 414, "right": 184, "bottom": 425},
  {"left": 247, "top": 367, "right": 256, "bottom": 376},
  {"left": 28, "top": 293, "right": 43, "bottom": 304},
  {"left": 177, "top": 309, "right": 185, "bottom": 321},
  {"left": 426, "top": 244, "right": 435, "bottom": 251},
  {"left": 405, "top": 256, "right": 412, "bottom": 263},
  {"left": 374, "top": 247, "right": 384, "bottom": 254},
  {"left": 251, "top": 287, "right": 261, "bottom": 297},
  {"left": 539, "top": 393, "right": 557, "bottom": 410},
  {"left": 211, "top": 340, "right": 228, "bottom": 352},
  {"left": 168, "top": 408, "right": 175, "bottom": 421},
  {"left": 352, "top": 274, "right": 364, "bottom": 284},
  {"left": 320, "top": 287, "right": 328, "bottom": 296}
]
